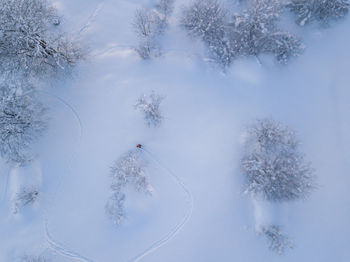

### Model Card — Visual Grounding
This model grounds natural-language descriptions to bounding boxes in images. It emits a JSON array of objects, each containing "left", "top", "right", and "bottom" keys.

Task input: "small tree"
[
  {"left": 13, "top": 186, "right": 39, "bottom": 214},
  {"left": 286, "top": 0, "right": 349, "bottom": 26},
  {"left": 0, "top": 0, "right": 82, "bottom": 77},
  {"left": 106, "top": 149, "right": 152, "bottom": 225},
  {"left": 260, "top": 225, "right": 293, "bottom": 254},
  {"left": 227, "top": 0, "right": 304, "bottom": 64},
  {"left": 133, "top": 8, "right": 165, "bottom": 59},
  {"left": 105, "top": 190, "right": 126, "bottom": 225},
  {"left": 135, "top": 91, "right": 165, "bottom": 127},
  {"left": 181, "top": 0, "right": 234, "bottom": 67},
  {"left": 241, "top": 118, "right": 315, "bottom": 202},
  {"left": 0, "top": 82, "right": 47, "bottom": 164}
]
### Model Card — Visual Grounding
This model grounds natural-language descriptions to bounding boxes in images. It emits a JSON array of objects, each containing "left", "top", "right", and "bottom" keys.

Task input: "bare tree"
[
  {"left": 133, "top": 8, "right": 166, "bottom": 59},
  {"left": 133, "top": 0, "right": 175, "bottom": 59},
  {"left": 135, "top": 91, "right": 165, "bottom": 127},
  {"left": 260, "top": 225, "right": 293, "bottom": 254},
  {"left": 106, "top": 149, "right": 153, "bottom": 225},
  {"left": 0, "top": 81, "right": 47, "bottom": 164},
  {"left": 0, "top": 0, "right": 82, "bottom": 78},
  {"left": 241, "top": 118, "right": 315, "bottom": 202},
  {"left": 286, "top": 0, "right": 349, "bottom": 26}
]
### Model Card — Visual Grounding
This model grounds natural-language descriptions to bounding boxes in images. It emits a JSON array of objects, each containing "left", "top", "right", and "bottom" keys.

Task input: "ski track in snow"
[
  {"left": 39, "top": 92, "right": 193, "bottom": 262},
  {"left": 45, "top": 219, "right": 94, "bottom": 262},
  {"left": 37, "top": 91, "right": 94, "bottom": 262},
  {"left": 128, "top": 148, "right": 194, "bottom": 262},
  {"left": 76, "top": 3, "right": 104, "bottom": 38}
]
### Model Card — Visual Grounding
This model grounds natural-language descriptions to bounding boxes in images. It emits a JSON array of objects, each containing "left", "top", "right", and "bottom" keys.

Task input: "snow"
[{"left": 1, "top": 0, "right": 350, "bottom": 261}]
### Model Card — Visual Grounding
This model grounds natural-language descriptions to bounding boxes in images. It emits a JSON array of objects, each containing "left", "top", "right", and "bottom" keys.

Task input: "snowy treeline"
[
  {"left": 181, "top": 0, "right": 303, "bottom": 67},
  {"left": 0, "top": 81, "right": 47, "bottom": 164},
  {"left": 106, "top": 149, "right": 153, "bottom": 225},
  {"left": 132, "top": 0, "right": 349, "bottom": 67},
  {"left": 0, "top": 0, "right": 82, "bottom": 221},
  {"left": 0, "top": 0, "right": 82, "bottom": 165}
]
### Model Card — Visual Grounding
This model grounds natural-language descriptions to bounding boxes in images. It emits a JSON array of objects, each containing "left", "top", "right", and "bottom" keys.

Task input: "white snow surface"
[{"left": 1, "top": 0, "right": 350, "bottom": 261}]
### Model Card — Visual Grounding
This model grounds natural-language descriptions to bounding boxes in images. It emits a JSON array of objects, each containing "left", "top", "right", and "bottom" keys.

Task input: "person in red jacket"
[{"left": 136, "top": 144, "right": 142, "bottom": 149}]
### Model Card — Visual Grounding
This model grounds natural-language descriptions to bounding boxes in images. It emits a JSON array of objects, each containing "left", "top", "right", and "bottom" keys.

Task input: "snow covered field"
[{"left": 1, "top": 0, "right": 350, "bottom": 261}]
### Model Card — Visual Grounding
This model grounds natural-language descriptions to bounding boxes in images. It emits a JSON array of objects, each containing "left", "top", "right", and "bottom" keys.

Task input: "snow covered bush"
[
  {"left": 13, "top": 186, "right": 39, "bottom": 214},
  {"left": 260, "top": 225, "right": 293, "bottom": 254},
  {"left": 0, "top": 0, "right": 82, "bottom": 77},
  {"left": 227, "top": 0, "right": 304, "bottom": 64},
  {"left": 133, "top": 8, "right": 166, "bottom": 59},
  {"left": 0, "top": 83, "right": 47, "bottom": 164},
  {"left": 106, "top": 149, "right": 153, "bottom": 224},
  {"left": 286, "top": 0, "right": 349, "bottom": 26},
  {"left": 241, "top": 118, "right": 315, "bottom": 202},
  {"left": 135, "top": 91, "right": 165, "bottom": 127},
  {"left": 181, "top": 0, "right": 234, "bottom": 67}
]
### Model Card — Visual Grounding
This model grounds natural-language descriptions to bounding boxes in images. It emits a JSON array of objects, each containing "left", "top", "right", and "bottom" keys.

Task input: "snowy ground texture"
[{"left": 1, "top": 0, "right": 350, "bottom": 261}]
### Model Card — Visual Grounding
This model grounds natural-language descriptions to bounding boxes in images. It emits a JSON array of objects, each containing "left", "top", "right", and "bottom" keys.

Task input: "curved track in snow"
[
  {"left": 45, "top": 219, "right": 94, "bottom": 262},
  {"left": 38, "top": 91, "right": 94, "bottom": 262},
  {"left": 128, "top": 148, "right": 194, "bottom": 262}
]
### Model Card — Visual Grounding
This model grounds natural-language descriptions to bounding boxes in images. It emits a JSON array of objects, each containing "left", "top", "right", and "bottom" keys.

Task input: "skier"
[{"left": 136, "top": 144, "right": 142, "bottom": 149}]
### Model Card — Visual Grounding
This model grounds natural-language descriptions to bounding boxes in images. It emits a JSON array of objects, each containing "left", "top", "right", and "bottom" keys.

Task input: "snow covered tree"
[
  {"left": 181, "top": 0, "right": 226, "bottom": 45},
  {"left": 0, "top": 82, "right": 47, "bottom": 164},
  {"left": 135, "top": 91, "right": 165, "bottom": 127},
  {"left": 181, "top": 0, "right": 303, "bottom": 66},
  {"left": 13, "top": 186, "right": 39, "bottom": 214},
  {"left": 156, "top": 0, "right": 176, "bottom": 19},
  {"left": 0, "top": 0, "right": 82, "bottom": 78},
  {"left": 106, "top": 149, "right": 153, "bottom": 225},
  {"left": 286, "top": 0, "right": 349, "bottom": 26},
  {"left": 110, "top": 149, "right": 152, "bottom": 195},
  {"left": 260, "top": 225, "right": 293, "bottom": 254},
  {"left": 227, "top": 0, "right": 304, "bottom": 64},
  {"left": 105, "top": 190, "right": 126, "bottom": 225},
  {"left": 181, "top": 0, "right": 235, "bottom": 67},
  {"left": 241, "top": 118, "right": 315, "bottom": 202},
  {"left": 133, "top": 8, "right": 166, "bottom": 59}
]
